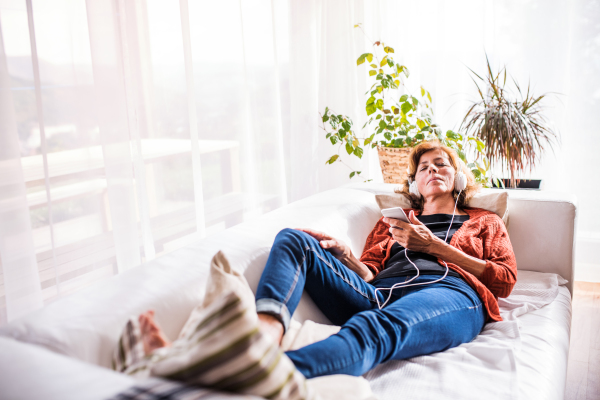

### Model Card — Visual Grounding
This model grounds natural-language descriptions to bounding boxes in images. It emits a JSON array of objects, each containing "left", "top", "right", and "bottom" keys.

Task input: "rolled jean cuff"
[{"left": 256, "top": 298, "right": 291, "bottom": 333}]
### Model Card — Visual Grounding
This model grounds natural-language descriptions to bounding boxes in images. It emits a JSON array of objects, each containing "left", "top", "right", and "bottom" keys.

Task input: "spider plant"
[{"left": 460, "top": 56, "right": 558, "bottom": 188}]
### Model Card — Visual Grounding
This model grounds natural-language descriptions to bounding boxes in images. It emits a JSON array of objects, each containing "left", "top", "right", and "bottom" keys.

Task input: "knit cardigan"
[{"left": 359, "top": 207, "right": 517, "bottom": 322}]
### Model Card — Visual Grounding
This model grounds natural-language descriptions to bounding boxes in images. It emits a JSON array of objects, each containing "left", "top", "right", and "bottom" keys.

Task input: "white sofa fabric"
[{"left": 0, "top": 183, "right": 576, "bottom": 400}]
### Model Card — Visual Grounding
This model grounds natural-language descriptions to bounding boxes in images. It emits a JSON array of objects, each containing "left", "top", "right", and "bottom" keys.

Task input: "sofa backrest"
[{"left": 346, "top": 183, "right": 577, "bottom": 296}]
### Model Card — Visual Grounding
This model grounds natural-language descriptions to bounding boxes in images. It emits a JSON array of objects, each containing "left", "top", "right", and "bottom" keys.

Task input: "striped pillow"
[
  {"left": 112, "top": 316, "right": 145, "bottom": 375},
  {"left": 113, "top": 290, "right": 308, "bottom": 400}
]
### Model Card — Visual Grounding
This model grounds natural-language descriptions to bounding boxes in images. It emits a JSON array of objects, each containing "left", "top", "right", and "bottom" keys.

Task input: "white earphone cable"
[{"left": 374, "top": 189, "right": 463, "bottom": 310}]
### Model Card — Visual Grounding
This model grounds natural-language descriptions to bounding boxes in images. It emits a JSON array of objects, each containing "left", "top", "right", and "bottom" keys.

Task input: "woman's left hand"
[{"left": 384, "top": 210, "right": 445, "bottom": 254}]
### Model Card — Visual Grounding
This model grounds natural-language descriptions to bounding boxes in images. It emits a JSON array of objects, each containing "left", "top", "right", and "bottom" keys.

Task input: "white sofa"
[{"left": 0, "top": 183, "right": 576, "bottom": 400}]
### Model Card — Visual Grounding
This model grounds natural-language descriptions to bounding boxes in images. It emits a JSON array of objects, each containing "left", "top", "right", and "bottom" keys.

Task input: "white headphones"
[{"left": 407, "top": 168, "right": 467, "bottom": 198}]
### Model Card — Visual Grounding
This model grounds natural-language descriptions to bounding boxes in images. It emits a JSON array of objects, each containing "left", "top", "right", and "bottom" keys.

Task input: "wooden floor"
[{"left": 565, "top": 282, "right": 600, "bottom": 400}]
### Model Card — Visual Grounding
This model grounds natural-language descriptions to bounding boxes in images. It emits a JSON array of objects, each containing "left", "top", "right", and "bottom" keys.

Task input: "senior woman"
[{"left": 255, "top": 140, "right": 517, "bottom": 378}]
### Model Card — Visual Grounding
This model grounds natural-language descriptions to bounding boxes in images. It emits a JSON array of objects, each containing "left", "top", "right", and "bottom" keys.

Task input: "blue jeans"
[{"left": 255, "top": 228, "right": 486, "bottom": 379}]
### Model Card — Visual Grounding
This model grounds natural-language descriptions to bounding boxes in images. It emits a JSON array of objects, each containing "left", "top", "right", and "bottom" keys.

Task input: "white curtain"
[{"left": 0, "top": 0, "right": 598, "bottom": 324}]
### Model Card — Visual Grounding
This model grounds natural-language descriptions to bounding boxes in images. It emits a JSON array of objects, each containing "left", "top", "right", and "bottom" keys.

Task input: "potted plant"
[
  {"left": 320, "top": 37, "right": 491, "bottom": 186},
  {"left": 460, "top": 56, "right": 559, "bottom": 189}
]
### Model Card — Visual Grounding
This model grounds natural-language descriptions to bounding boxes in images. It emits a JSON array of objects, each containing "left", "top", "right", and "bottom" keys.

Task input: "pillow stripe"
[
  {"left": 163, "top": 328, "right": 261, "bottom": 380},
  {"left": 189, "top": 296, "right": 242, "bottom": 337},
  {"left": 220, "top": 349, "right": 283, "bottom": 392},
  {"left": 209, "top": 344, "right": 275, "bottom": 388}
]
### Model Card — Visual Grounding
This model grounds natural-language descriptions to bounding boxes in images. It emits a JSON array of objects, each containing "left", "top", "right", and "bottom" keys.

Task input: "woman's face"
[{"left": 415, "top": 149, "right": 456, "bottom": 200}]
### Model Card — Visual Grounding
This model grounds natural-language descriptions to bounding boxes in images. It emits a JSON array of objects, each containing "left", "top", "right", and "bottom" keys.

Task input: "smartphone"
[{"left": 381, "top": 207, "right": 410, "bottom": 223}]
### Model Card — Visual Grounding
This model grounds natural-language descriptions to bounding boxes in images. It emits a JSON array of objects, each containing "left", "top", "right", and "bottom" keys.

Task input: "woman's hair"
[{"left": 395, "top": 140, "right": 481, "bottom": 210}]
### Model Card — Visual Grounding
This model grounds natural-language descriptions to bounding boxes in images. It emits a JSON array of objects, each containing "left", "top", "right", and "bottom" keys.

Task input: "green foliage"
[
  {"left": 460, "top": 55, "right": 558, "bottom": 188},
  {"left": 321, "top": 36, "right": 492, "bottom": 185}
]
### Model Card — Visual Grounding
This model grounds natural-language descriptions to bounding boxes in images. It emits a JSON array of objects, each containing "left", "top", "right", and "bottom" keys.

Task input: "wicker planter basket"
[{"left": 377, "top": 146, "right": 411, "bottom": 183}]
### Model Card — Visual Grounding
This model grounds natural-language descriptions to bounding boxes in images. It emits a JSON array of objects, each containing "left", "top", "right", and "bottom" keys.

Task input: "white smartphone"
[{"left": 381, "top": 207, "right": 410, "bottom": 223}]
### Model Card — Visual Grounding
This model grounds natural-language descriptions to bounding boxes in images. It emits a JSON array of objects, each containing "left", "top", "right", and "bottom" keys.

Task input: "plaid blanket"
[{"left": 111, "top": 378, "right": 260, "bottom": 400}]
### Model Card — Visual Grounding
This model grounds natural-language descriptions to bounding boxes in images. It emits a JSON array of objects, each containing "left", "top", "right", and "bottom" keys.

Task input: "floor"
[{"left": 565, "top": 282, "right": 600, "bottom": 400}]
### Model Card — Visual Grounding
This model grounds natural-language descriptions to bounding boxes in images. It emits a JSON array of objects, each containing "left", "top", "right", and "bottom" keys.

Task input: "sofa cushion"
[{"left": 374, "top": 189, "right": 509, "bottom": 225}]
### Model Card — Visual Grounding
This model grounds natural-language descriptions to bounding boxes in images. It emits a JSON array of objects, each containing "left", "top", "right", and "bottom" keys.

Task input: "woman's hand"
[
  {"left": 384, "top": 210, "right": 445, "bottom": 254},
  {"left": 385, "top": 212, "right": 487, "bottom": 278},
  {"left": 295, "top": 228, "right": 374, "bottom": 282},
  {"left": 295, "top": 228, "right": 350, "bottom": 260}
]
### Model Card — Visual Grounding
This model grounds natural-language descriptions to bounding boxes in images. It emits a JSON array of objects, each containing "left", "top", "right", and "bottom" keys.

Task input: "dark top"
[{"left": 372, "top": 213, "right": 470, "bottom": 282}]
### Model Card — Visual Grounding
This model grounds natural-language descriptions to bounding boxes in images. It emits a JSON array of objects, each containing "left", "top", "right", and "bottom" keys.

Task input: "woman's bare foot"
[
  {"left": 257, "top": 313, "right": 284, "bottom": 345},
  {"left": 139, "top": 310, "right": 171, "bottom": 355}
]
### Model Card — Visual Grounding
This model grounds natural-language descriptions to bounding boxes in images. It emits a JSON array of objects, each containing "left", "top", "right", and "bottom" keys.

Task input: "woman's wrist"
[
  {"left": 341, "top": 253, "right": 374, "bottom": 281},
  {"left": 428, "top": 237, "right": 450, "bottom": 258}
]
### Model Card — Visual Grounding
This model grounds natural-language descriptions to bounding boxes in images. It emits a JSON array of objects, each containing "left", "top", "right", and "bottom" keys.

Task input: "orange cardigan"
[{"left": 360, "top": 207, "right": 517, "bottom": 322}]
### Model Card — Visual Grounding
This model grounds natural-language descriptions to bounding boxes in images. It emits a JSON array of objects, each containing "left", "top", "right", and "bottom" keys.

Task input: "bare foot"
[
  {"left": 139, "top": 310, "right": 171, "bottom": 355},
  {"left": 257, "top": 313, "right": 284, "bottom": 345}
]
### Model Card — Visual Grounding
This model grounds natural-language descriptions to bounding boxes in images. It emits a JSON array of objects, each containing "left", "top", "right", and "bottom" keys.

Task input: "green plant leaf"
[
  {"left": 370, "top": 64, "right": 377, "bottom": 68},
  {"left": 380, "top": 56, "right": 388, "bottom": 67},
  {"left": 421, "top": 87, "right": 425, "bottom": 96},
  {"left": 476, "top": 139, "right": 485, "bottom": 152},
  {"left": 446, "top": 130, "right": 459, "bottom": 139},
  {"left": 353, "top": 146, "right": 364, "bottom": 158},
  {"left": 400, "top": 94, "right": 408, "bottom": 102},
  {"left": 387, "top": 58, "right": 394, "bottom": 68},
  {"left": 376, "top": 98, "right": 384, "bottom": 110},
  {"left": 369, "top": 70, "right": 377, "bottom": 76},
  {"left": 427, "top": 92, "right": 432, "bottom": 102},
  {"left": 384, "top": 132, "right": 392, "bottom": 141},
  {"left": 330, "top": 136, "right": 338, "bottom": 145},
  {"left": 366, "top": 96, "right": 376, "bottom": 105},
  {"left": 366, "top": 103, "right": 377, "bottom": 116},
  {"left": 342, "top": 121, "right": 351, "bottom": 131},
  {"left": 367, "top": 54, "right": 373, "bottom": 63},
  {"left": 416, "top": 119, "right": 425, "bottom": 129},
  {"left": 326, "top": 154, "right": 339, "bottom": 164},
  {"left": 401, "top": 102, "right": 413, "bottom": 115},
  {"left": 350, "top": 171, "right": 356, "bottom": 178},
  {"left": 357, "top": 53, "right": 368, "bottom": 65},
  {"left": 346, "top": 142, "right": 354, "bottom": 155},
  {"left": 322, "top": 114, "right": 329, "bottom": 122}
]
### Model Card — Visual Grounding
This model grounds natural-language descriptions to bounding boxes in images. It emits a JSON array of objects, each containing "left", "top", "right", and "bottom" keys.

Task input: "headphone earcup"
[
  {"left": 409, "top": 180, "right": 421, "bottom": 198},
  {"left": 454, "top": 171, "right": 467, "bottom": 192}
]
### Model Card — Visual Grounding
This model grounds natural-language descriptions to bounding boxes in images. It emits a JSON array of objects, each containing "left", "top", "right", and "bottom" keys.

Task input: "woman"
[
  {"left": 139, "top": 140, "right": 517, "bottom": 380},
  {"left": 254, "top": 140, "right": 517, "bottom": 378}
]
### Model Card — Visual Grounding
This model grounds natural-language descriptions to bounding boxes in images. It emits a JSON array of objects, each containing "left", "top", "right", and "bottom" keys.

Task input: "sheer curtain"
[
  {"left": 0, "top": 0, "right": 291, "bottom": 324},
  {"left": 0, "top": 0, "right": 598, "bottom": 324}
]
